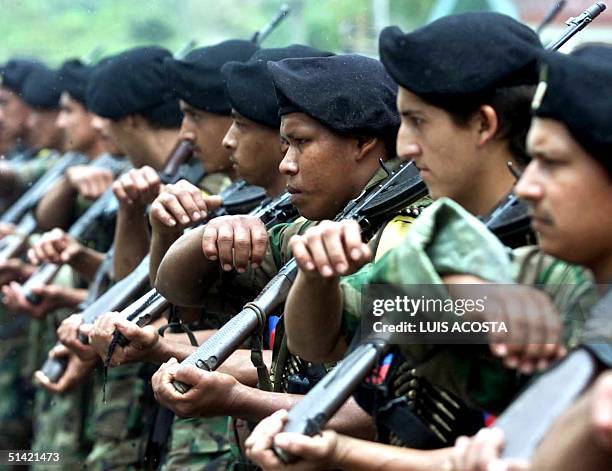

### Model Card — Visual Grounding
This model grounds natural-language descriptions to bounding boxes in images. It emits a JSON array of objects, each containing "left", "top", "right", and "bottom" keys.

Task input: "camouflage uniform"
[
  {"left": 335, "top": 199, "right": 597, "bottom": 446},
  {"left": 214, "top": 160, "right": 430, "bottom": 465},
  {"left": 0, "top": 149, "right": 67, "bottom": 453},
  {"left": 29, "top": 266, "right": 92, "bottom": 471},
  {"left": 29, "top": 155, "right": 127, "bottom": 468},
  {"left": 84, "top": 172, "right": 236, "bottom": 471},
  {"left": 161, "top": 172, "right": 236, "bottom": 471}
]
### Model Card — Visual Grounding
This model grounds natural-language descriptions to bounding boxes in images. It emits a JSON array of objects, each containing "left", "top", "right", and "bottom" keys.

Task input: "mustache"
[{"left": 527, "top": 206, "right": 555, "bottom": 225}]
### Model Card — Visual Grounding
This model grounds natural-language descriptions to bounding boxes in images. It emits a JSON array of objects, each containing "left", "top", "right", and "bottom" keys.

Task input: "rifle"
[
  {"left": 251, "top": 4, "right": 291, "bottom": 45},
  {"left": 107, "top": 191, "right": 299, "bottom": 357},
  {"left": 0, "top": 153, "right": 87, "bottom": 260},
  {"left": 39, "top": 180, "right": 267, "bottom": 383},
  {"left": 536, "top": 1, "right": 567, "bottom": 34},
  {"left": 20, "top": 141, "right": 196, "bottom": 305},
  {"left": 546, "top": 2, "right": 606, "bottom": 50},
  {"left": 270, "top": 191, "right": 538, "bottom": 462},
  {"left": 496, "top": 289, "right": 611, "bottom": 459},
  {"left": 0, "top": 152, "right": 84, "bottom": 226},
  {"left": 172, "top": 161, "right": 427, "bottom": 394}
]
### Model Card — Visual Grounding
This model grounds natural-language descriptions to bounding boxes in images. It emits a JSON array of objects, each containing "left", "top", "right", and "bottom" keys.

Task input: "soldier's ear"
[
  {"left": 476, "top": 105, "right": 499, "bottom": 147},
  {"left": 355, "top": 135, "right": 378, "bottom": 162}
]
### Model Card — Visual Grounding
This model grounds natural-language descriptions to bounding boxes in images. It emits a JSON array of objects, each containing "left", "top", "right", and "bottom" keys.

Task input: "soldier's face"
[
  {"left": 0, "top": 86, "right": 31, "bottom": 145},
  {"left": 179, "top": 101, "right": 233, "bottom": 173},
  {"left": 396, "top": 87, "right": 483, "bottom": 205},
  {"left": 56, "top": 93, "right": 97, "bottom": 154},
  {"left": 518, "top": 117, "right": 612, "bottom": 280},
  {"left": 279, "top": 112, "right": 364, "bottom": 220},
  {"left": 26, "top": 108, "right": 63, "bottom": 150},
  {"left": 222, "top": 111, "right": 286, "bottom": 190},
  {"left": 91, "top": 114, "right": 123, "bottom": 156}
]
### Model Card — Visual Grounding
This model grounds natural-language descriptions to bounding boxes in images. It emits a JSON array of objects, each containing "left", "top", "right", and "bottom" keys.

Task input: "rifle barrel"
[{"left": 546, "top": 2, "right": 607, "bottom": 51}]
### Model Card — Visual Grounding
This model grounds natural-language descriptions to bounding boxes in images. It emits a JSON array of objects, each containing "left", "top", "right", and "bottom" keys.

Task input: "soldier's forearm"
[
  {"left": 35, "top": 178, "right": 76, "bottom": 230},
  {"left": 331, "top": 437, "right": 451, "bottom": 471},
  {"left": 285, "top": 270, "right": 347, "bottom": 363},
  {"left": 112, "top": 206, "right": 150, "bottom": 280},
  {"left": 149, "top": 228, "right": 181, "bottom": 285},
  {"left": 155, "top": 226, "right": 220, "bottom": 306},
  {"left": 216, "top": 348, "right": 271, "bottom": 387},
  {"left": 231, "top": 386, "right": 375, "bottom": 438},
  {"left": 55, "top": 286, "right": 89, "bottom": 308},
  {"left": 70, "top": 246, "right": 105, "bottom": 283}
]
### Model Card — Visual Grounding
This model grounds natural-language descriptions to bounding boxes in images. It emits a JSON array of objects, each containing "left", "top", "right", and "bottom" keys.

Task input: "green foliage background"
[
  {"left": 0, "top": 0, "right": 508, "bottom": 64},
  {"left": 0, "top": 0, "right": 438, "bottom": 63}
]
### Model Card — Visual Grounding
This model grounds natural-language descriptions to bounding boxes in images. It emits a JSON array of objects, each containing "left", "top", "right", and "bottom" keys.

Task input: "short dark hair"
[{"left": 429, "top": 85, "right": 536, "bottom": 167}]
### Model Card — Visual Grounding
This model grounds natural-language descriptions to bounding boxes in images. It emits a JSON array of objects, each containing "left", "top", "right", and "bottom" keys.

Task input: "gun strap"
[
  {"left": 159, "top": 304, "right": 198, "bottom": 347},
  {"left": 244, "top": 302, "right": 273, "bottom": 392}
]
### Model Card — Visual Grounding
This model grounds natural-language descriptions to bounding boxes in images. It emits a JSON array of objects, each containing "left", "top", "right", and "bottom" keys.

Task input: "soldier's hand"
[
  {"left": 112, "top": 166, "right": 161, "bottom": 209},
  {"left": 0, "top": 222, "right": 16, "bottom": 237},
  {"left": 66, "top": 165, "right": 114, "bottom": 200},
  {"left": 152, "top": 358, "right": 240, "bottom": 418},
  {"left": 591, "top": 372, "right": 612, "bottom": 450},
  {"left": 27, "top": 228, "right": 84, "bottom": 265},
  {"left": 445, "top": 428, "right": 529, "bottom": 471},
  {"left": 289, "top": 220, "right": 371, "bottom": 279},
  {"left": 245, "top": 409, "right": 341, "bottom": 471},
  {"left": 88, "top": 311, "right": 159, "bottom": 366},
  {"left": 34, "top": 344, "right": 97, "bottom": 394},
  {"left": 2, "top": 282, "right": 56, "bottom": 318},
  {"left": 150, "top": 179, "right": 223, "bottom": 233},
  {"left": 201, "top": 215, "right": 268, "bottom": 273},
  {"left": 472, "top": 285, "right": 566, "bottom": 375},
  {"left": 0, "top": 258, "right": 36, "bottom": 286},
  {"left": 57, "top": 313, "right": 97, "bottom": 361}
]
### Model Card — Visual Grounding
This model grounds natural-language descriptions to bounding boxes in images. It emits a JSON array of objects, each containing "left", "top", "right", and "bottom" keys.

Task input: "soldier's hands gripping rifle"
[
  {"left": 19, "top": 141, "right": 197, "bottom": 305},
  {"left": 495, "top": 289, "right": 611, "bottom": 460},
  {"left": 0, "top": 153, "right": 88, "bottom": 261},
  {"left": 172, "top": 162, "right": 427, "bottom": 394},
  {"left": 104, "top": 191, "right": 298, "bottom": 367},
  {"left": 269, "top": 184, "right": 539, "bottom": 463},
  {"left": 40, "top": 180, "right": 268, "bottom": 383}
]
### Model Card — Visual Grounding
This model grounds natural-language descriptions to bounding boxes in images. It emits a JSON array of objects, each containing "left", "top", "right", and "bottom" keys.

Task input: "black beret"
[
  {"left": 20, "top": 65, "right": 61, "bottom": 109},
  {"left": 221, "top": 44, "right": 334, "bottom": 128},
  {"left": 0, "top": 59, "right": 44, "bottom": 95},
  {"left": 533, "top": 45, "right": 612, "bottom": 174},
  {"left": 166, "top": 39, "right": 259, "bottom": 115},
  {"left": 379, "top": 12, "right": 543, "bottom": 105},
  {"left": 86, "top": 46, "right": 178, "bottom": 120},
  {"left": 58, "top": 59, "right": 94, "bottom": 106},
  {"left": 268, "top": 54, "right": 400, "bottom": 136}
]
